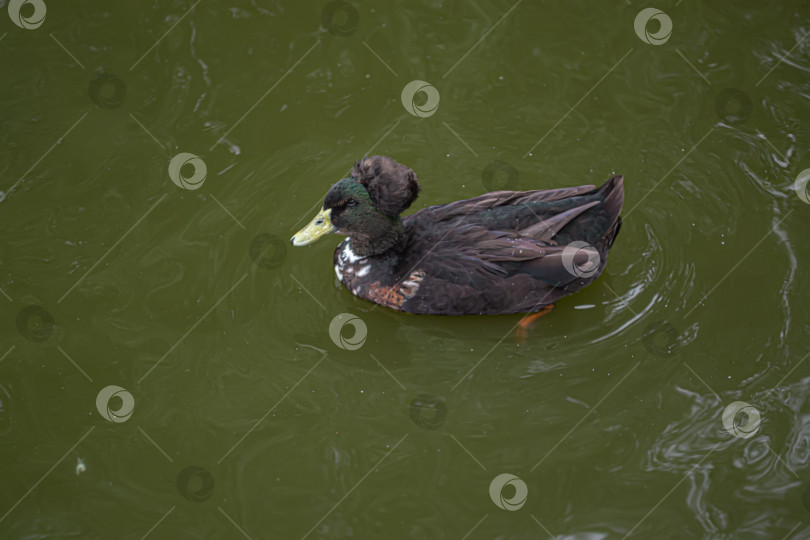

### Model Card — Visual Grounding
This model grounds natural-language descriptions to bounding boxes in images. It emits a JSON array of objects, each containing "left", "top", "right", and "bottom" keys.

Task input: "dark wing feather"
[{"left": 396, "top": 176, "right": 624, "bottom": 314}]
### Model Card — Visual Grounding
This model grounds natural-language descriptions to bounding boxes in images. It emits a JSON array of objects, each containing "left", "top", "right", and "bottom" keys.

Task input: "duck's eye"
[{"left": 347, "top": 199, "right": 357, "bottom": 207}]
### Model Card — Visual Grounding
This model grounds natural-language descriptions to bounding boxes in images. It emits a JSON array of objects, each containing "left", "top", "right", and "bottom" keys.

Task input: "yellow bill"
[{"left": 291, "top": 208, "right": 335, "bottom": 246}]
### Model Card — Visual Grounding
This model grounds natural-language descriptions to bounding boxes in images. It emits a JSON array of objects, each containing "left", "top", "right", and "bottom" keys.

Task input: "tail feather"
[
  {"left": 598, "top": 175, "right": 624, "bottom": 225},
  {"left": 598, "top": 175, "right": 624, "bottom": 247}
]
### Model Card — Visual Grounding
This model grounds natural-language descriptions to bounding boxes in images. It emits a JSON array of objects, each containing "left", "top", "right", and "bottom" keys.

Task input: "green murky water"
[{"left": 2, "top": 0, "right": 810, "bottom": 538}]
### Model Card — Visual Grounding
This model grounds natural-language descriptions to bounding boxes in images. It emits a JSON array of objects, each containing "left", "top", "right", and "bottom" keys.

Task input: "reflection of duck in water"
[{"left": 292, "top": 156, "right": 624, "bottom": 331}]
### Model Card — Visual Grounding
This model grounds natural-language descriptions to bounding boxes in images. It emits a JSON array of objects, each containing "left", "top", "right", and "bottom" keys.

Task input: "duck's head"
[
  {"left": 291, "top": 156, "right": 420, "bottom": 256},
  {"left": 290, "top": 178, "right": 379, "bottom": 246}
]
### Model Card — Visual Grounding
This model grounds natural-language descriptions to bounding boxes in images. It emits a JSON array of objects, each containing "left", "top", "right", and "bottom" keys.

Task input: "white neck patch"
[{"left": 342, "top": 241, "right": 363, "bottom": 263}]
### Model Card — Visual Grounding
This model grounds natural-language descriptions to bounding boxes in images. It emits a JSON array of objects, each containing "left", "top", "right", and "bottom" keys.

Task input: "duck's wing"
[
  {"left": 397, "top": 177, "right": 624, "bottom": 314},
  {"left": 405, "top": 223, "right": 580, "bottom": 288},
  {"left": 422, "top": 177, "right": 623, "bottom": 245}
]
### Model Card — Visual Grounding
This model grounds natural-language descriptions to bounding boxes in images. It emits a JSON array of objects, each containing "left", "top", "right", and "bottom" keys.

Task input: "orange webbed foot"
[{"left": 515, "top": 304, "right": 555, "bottom": 342}]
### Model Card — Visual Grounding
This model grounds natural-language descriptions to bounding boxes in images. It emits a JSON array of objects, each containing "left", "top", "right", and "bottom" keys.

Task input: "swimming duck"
[{"left": 291, "top": 156, "right": 624, "bottom": 317}]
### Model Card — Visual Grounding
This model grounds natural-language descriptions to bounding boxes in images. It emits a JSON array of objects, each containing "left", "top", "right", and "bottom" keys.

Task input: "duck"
[{"left": 291, "top": 156, "right": 624, "bottom": 321}]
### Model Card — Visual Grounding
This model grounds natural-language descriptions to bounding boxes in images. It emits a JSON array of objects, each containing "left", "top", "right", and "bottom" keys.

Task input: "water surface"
[{"left": 2, "top": 0, "right": 810, "bottom": 538}]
